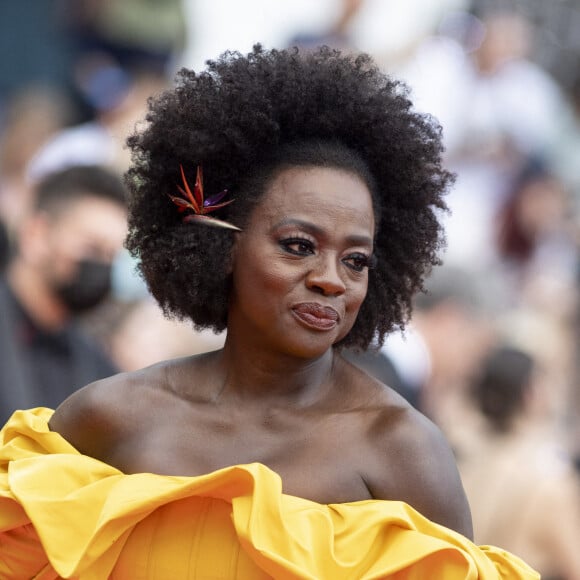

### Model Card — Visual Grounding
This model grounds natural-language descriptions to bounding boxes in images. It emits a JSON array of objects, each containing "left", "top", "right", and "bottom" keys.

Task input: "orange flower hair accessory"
[{"left": 169, "top": 165, "right": 241, "bottom": 231}]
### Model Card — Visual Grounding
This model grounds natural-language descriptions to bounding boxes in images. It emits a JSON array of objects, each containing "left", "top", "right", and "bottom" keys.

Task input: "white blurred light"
[{"left": 181, "top": 0, "right": 467, "bottom": 70}]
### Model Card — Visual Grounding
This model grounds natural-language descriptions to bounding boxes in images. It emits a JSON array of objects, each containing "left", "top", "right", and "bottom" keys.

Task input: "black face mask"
[{"left": 54, "top": 258, "right": 112, "bottom": 314}]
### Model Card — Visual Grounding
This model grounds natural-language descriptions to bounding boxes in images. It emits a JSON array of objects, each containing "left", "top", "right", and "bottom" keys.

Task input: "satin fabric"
[{"left": 0, "top": 408, "right": 539, "bottom": 579}]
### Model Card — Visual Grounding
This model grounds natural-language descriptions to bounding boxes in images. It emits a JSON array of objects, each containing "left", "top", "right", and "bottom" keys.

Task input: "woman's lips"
[{"left": 292, "top": 303, "right": 339, "bottom": 330}]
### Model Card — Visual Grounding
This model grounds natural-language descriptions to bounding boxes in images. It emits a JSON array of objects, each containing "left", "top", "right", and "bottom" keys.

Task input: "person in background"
[
  {"left": 494, "top": 156, "right": 578, "bottom": 315},
  {"left": 459, "top": 344, "right": 580, "bottom": 579},
  {"left": 380, "top": 265, "right": 495, "bottom": 420},
  {"left": 0, "top": 165, "right": 127, "bottom": 423},
  {"left": 28, "top": 71, "right": 168, "bottom": 183}
]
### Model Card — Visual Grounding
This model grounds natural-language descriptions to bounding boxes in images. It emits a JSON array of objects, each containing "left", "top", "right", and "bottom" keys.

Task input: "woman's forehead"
[{"left": 261, "top": 166, "right": 373, "bottom": 214}]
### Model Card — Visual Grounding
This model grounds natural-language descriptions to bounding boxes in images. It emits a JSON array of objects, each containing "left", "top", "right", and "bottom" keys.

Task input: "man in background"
[{"left": 0, "top": 165, "right": 127, "bottom": 423}]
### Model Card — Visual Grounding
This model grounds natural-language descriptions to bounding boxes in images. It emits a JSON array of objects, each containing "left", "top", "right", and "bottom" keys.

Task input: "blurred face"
[
  {"left": 29, "top": 195, "right": 127, "bottom": 307},
  {"left": 228, "top": 166, "right": 375, "bottom": 358}
]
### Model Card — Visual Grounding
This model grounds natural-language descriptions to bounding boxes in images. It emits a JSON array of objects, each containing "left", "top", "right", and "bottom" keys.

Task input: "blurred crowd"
[
  {"left": 0, "top": 0, "right": 224, "bottom": 418},
  {"left": 1, "top": 0, "right": 580, "bottom": 578}
]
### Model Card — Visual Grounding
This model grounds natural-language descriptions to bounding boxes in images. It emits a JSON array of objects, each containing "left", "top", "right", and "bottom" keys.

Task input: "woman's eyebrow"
[
  {"left": 271, "top": 218, "right": 373, "bottom": 246},
  {"left": 271, "top": 218, "right": 323, "bottom": 236}
]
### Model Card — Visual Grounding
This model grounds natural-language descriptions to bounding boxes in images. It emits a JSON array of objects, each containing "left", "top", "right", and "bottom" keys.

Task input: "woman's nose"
[{"left": 305, "top": 255, "right": 346, "bottom": 296}]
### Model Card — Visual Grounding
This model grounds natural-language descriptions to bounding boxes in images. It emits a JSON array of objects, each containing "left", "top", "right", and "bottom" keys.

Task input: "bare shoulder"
[
  {"left": 48, "top": 357, "right": 187, "bottom": 460},
  {"left": 337, "top": 357, "right": 473, "bottom": 538},
  {"left": 369, "top": 394, "right": 472, "bottom": 537}
]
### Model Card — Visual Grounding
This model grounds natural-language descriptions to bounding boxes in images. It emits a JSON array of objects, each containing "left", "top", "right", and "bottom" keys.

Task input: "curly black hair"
[{"left": 125, "top": 45, "right": 451, "bottom": 349}]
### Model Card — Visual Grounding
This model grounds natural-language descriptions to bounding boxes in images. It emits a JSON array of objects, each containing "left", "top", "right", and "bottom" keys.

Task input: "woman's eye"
[
  {"left": 343, "top": 253, "right": 373, "bottom": 272},
  {"left": 280, "top": 238, "right": 315, "bottom": 256}
]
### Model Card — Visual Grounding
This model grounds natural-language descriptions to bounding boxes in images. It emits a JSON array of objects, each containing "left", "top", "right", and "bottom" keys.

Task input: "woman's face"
[{"left": 228, "top": 165, "right": 375, "bottom": 358}]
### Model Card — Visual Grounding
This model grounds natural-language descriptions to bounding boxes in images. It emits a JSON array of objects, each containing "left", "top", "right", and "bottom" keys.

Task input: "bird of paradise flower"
[{"left": 169, "top": 165, "right": 241, "bottom": 231}]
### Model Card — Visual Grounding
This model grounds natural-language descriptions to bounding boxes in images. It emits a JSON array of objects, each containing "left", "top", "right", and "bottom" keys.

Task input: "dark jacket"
[{"left": 0, "top": 279, "right": 118, "bottom": 424}]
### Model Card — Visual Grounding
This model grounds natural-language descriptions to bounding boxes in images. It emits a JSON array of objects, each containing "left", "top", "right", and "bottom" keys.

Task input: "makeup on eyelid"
[{"left": 277, "top": 234, "right": 373, "bottom": 272}]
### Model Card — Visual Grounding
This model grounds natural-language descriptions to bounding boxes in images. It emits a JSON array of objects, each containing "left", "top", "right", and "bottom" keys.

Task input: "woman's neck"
[{"left": 213, "top": 338, "right": 335, "bottom": 407}]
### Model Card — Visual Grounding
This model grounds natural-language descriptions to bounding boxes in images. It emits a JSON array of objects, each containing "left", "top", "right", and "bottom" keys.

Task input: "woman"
[{"left": 0, "top": 46, "right": 537, "bottom": 578}]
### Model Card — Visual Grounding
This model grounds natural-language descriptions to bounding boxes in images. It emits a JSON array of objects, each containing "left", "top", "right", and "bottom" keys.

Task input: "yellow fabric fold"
[{"left": 0, "top": 408, "right": 539, "bottom": 579}]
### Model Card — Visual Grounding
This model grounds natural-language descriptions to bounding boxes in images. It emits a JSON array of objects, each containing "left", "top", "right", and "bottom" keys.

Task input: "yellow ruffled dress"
[{"left": 0, "top": 408, "right": 539, "bottom": 579}]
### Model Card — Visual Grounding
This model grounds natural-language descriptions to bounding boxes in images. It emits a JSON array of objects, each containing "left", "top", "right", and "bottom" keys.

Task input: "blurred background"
[{"left": 1, "top": 1, "right": 580, "bottom": 576}]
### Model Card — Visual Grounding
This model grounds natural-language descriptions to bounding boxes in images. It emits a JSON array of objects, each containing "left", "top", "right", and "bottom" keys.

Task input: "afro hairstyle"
[{"left": 125, "top": 44, "right": 452, "bottom": 350}]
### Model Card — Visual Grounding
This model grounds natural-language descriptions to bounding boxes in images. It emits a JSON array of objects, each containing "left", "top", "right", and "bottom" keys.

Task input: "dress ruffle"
[{"left": 0, "top": 408, "right": 539, "bottom": 579}]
